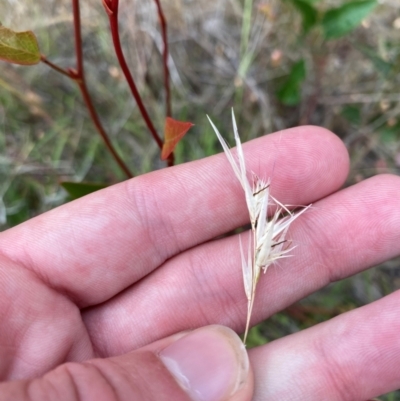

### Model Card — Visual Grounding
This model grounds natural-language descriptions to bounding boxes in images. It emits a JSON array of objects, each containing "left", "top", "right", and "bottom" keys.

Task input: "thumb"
[{"left": 0, "top": 325, "right": 253, "bottom": 401}]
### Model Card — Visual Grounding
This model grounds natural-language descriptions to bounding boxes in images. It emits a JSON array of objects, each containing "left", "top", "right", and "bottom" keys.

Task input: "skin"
[{"left": 0, "top": 125, "right": 399, "bottom": 400}]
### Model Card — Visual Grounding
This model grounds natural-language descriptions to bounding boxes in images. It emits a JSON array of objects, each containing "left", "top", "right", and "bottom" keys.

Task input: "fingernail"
[{"left": 159, "top": 325, "right": 249, "bottom": 401}]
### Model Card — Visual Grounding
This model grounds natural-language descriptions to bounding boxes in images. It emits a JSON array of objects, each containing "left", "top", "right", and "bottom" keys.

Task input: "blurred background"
[{"left": 1, "top": 0, "right": 400, "bottom": 398}]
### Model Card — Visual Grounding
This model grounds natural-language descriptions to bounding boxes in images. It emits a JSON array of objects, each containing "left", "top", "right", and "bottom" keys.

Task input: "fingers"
[
  {"left": 0, "top": 326, "right": 253, "bottom": 401},
  {"left": 248, "top": 290, "right": 400, "bottom": 400},
  {"left": 0, "top": 254, "right": 93, "bottom": 381},
  {"left": 83, "top": 174, "right": 400, "bottom": 355},
  {"left": 0, "top": 126, "right": 348, "bottom": 307}
]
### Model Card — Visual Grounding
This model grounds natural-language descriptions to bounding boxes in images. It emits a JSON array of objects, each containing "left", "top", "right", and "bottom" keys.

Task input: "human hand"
[{"left": 0, "top": 125, "right": 399, "bottom": 400}]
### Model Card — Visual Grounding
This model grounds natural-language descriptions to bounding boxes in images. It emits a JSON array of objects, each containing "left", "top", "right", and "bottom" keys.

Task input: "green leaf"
[
  {"left": 322, "top": 0, "right": 377, "bottom": 40},
  {"left": 379, "top": 121, "right": 400, "bottom": 143},
  {"left": 277, "top": 59, "right": 306, "bottom": 106},
  {"left": 341, "top": 105, "right": 361, "bottom": 125},
  {"left": 289, "top": 0, "right": 318, "bottom": 33},
  {"left": 0, "top": 25, "right": 40, "bottom": 65},
  {"left": 356, "top": 45, "right": 392, "bottom": 77},
  {"left": 245, "top": 324, "right": 268, "bottom": 348},
  {"left": 61, "top": 182, "right": 108, "bottom": 200}
]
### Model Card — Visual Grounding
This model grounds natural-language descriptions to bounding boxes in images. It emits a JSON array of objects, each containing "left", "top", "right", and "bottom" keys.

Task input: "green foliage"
[
  {"left": 61, "top": 182, "right": 108, "bottom": 200},
  {"left": 287, "top": 0, "right": 377, "bottom": 39},
  {"left": 245, "top": 324, "right": 268, "bottom": 348},
  {"left": 341, "top": 105, "right": 361, "bottom": 125},
  {"left": 280, "top": 0, "right": 382, "bottom": 108},
  {"left": 322, "top": 0, "right": 377, "bottom": 40},
  {"left": 2, "top": 177, "right": 43, "bottom": 227},
  {"left": 356, "top": 44, "right": 393, "bottom": 77},
  {"left": 288, "top": 0, "right": 318, "bottom": 33},
  {"left": 277, "top": 59, "right": 306, "bottom": 106},
  {"left": 379, "top": 121, "right": 400, "bottom": 143},
  {"left": 0, "top": 25, "right": 40, "bottom": 65}
]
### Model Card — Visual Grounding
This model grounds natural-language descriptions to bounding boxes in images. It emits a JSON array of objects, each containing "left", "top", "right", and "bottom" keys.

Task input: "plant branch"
[
  {"left": 71, "top": 0, "right": 133, "bottom": 178},
  {"left": 42, "top": 1, "right": 133, "bottom": 178},
  {"left": 40, "top": 51, "right": 133, "bottom": 178},
  {"left": 103, "top": 0, "right": 163, "bottom": 150},
  {"left": 78, "top": 80, "right": 133, "bottom": 178},
  {"left": 40, "top": 55, "right": 71, "bottom": 78},
  {"left": 72, "top": 0, "right": 84, "bottom": 77},
  {"left": 153, "top": 0, "right": 171, "bottom": 118}
]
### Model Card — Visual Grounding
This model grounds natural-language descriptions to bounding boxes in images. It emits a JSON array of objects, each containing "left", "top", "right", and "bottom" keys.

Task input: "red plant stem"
[
  {"left": 72, "top": 0, "right": 84, "bottom": 77},
  {"left": 41, "top": 1, "right": 134, "bottom": 177},
  {"left": 40, "top": 55, "right": 71, "bottom": 78},
  {"left": 104, "top": 0, "right": 163, "bottom": 150},
  {"left": 71, "top": 0, "right": 133, "bottom": 178},
  {"left": 40, "top": 55, "right": 133, "bottom": 178},
  {"left": 78, "top": 81, "right": 134, "bottom": 178},
  {"left": 153, "top": 0, "right": 171, "bottom": 118}
]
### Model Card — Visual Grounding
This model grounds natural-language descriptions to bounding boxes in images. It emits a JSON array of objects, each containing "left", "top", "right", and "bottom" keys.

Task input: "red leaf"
[{"left": 161, "top": 117, "right": 193, "bottom": 160}]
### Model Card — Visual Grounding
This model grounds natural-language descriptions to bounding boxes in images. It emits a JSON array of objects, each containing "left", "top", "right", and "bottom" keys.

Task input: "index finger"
[{"left": 0, "top": 126, "right": 349, "bottom": 306}]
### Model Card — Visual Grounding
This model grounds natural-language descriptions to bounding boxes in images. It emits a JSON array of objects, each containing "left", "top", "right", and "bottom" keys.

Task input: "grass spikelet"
[{"left": 207, "top": 110, "right": 310, "bottom": 344}]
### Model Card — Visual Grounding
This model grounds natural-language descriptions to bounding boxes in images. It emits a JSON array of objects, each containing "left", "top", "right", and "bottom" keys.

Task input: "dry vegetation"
[{"left": 1, "top": 0, "right": 400, "bottom": 397}]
